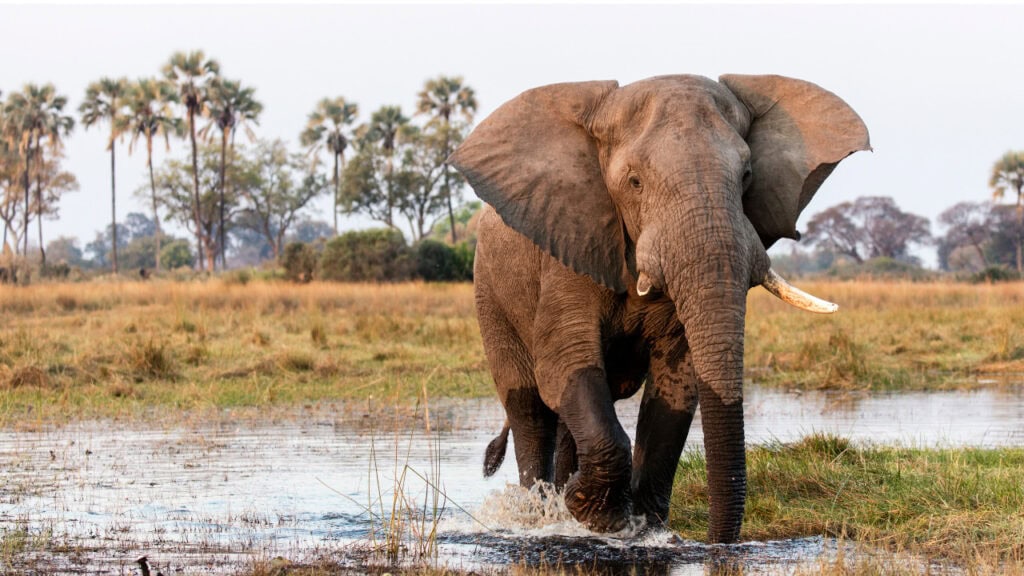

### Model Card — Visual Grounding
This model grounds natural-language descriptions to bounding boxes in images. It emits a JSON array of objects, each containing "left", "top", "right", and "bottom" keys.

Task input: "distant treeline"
[{"left": 1, "top": 49, "right": 478, "bottom": 279}]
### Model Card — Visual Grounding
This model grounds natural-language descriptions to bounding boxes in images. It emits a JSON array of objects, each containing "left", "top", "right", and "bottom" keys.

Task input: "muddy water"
[{"left": 1, "top": 385, "right": 1022, "bottom": 575}]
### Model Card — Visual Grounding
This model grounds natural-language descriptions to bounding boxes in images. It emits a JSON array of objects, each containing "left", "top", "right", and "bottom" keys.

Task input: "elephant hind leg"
[{"left": 477, "top": 287, "right": 557, "bottom": 486}]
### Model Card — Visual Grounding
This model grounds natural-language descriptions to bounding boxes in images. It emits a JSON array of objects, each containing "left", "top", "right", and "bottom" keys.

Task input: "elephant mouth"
[{"left": 634, "top": 267, "right": 838, "bottom": 314}]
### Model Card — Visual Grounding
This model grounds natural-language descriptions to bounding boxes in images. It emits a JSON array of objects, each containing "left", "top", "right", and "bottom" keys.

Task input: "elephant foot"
[
  {"left": 632, "top": 489, "right": 670, "bottom": 529},
  {"left": 563, "top": 471, "right": 632, "bottom": 533}
]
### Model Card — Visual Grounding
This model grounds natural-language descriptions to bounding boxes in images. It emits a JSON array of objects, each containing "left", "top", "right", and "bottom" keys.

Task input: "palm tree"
[
  {"left": 124, "top": 78, "right": 182, "bottom": 273},
  {"left": 201, "top": 78, "right": 261, "bottom": 269},
  {"left": 3, "top": 84, "right": 74, "bottom": 264},
  {"left": 416, "top": 76, "right": 477, "bottom": 242},
  {"left": 163, "top": 50, "right": 220, "bottom": 270},
  {"left": 365, "top": 106, "right": 410, "bottom": 229},
  {"left": 79, "top": 77, "right": 130, "bottom": 274},
  {"left": 989, "top": 150, "right": 1024, "bottom": 273},
  {"left": 300, "top": 97, "right": 358, "bottom": 235}
]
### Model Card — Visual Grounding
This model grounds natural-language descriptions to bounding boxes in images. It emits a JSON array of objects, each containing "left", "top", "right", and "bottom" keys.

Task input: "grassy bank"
[
  {"left": 0, "top": 280, "right": 487, "bottom": 424},
  {"left": 746, "top": 281, "right": 1024, "bottom": 390},
  {"left": 0, "top": 279, "right": 1022, "bottom": 422},
  {"left": 671, "top": 434, "right": 1024, "bottom": 571}
]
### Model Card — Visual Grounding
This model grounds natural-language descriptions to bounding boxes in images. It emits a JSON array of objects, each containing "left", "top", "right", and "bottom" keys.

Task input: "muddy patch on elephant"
[{"left": 0, "top": 386, "right": 1021, "bottom": 574}]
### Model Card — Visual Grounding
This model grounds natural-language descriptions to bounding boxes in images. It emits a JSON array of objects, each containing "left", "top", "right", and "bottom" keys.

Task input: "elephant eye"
[
  {"left": 628, "top": 175, "right": 643, "bottom": 191},
  {"left": 742, "top": 166, "right": 753, "bottom": 189}
]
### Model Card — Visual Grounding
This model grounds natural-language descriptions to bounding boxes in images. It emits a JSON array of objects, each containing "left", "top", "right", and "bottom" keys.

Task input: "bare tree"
[
  {"left": 938, "top": 201, "right": 996, "bottom": 271},
  {"left": 805, "top": 196, "right": 931, "bottom": 263}
]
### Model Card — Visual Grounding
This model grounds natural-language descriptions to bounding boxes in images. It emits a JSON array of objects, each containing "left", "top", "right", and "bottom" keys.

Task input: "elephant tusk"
[
  {"left": 637, "top": 272, "right": 654, "bottom": 296},
  {"left": 761, "top": 268, "right": 839, "bottom": 314}
]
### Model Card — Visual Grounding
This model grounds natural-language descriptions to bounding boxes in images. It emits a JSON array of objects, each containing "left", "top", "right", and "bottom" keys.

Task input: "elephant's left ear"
[{"left": 720, "top": 74, "right": 871, "bottom": 249}]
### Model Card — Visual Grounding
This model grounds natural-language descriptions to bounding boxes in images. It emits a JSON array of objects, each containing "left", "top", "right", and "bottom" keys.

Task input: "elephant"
[{"left": 450, "top": 74, "right": 869, "bottom": 543}]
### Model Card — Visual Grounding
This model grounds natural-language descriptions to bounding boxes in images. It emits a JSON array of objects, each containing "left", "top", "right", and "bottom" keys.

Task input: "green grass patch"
[{"left": 671, "top": 434, "right": 1024, "bottom": 568}]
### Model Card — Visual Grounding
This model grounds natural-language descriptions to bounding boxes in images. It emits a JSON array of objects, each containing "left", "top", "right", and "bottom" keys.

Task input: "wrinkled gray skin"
[{"left": 450, "top": 75, "right": 869, "bottom": 543}]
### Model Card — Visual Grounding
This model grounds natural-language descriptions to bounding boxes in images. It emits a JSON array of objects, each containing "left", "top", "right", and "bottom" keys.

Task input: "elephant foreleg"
[
  {"left": 553, "top": 418, "right": 577, "bottom": 489},
  {"left": 558, "top": 367, "right": 633, "bottom": 532},
  {"left": 631, "top": 340, "right": 699, "bottom": 527}
]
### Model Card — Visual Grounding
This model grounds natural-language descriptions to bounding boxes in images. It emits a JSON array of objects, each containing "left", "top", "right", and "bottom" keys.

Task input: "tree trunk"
[
  {"left": 972, "top": 242, "right": 989, "bottom": 269},
  {"left": 148, "top": 134, "right": 162, "bottom": 273},
  {"left": 110, "top": 141, "right": 118, "bottom": 274},
  {"left": 270, "top": 221, "right": 281, "bottom": 260},
  {"left": 36, "top": 147, "right": 45, "bottom": 267},
  {"left": 204, "top": 225, "right": 216, "bottom": 271},
  {"left": 218, "top": 128, "right": 228, "bottom": 271},
  {"left": 332, "top": 152, "right": 339, "bottom": 236},
  {"left": 188, "top": 107, "right": 205, "bottom": 270},
  {"left": 1016, "top": 184, "right": 1023, "bottom": 274},
  {"left": 442, "top": 126, "right": 457, "bottom": 244},
  {"left": 22, "top": 138, "right": 31, "bottom": 258},
  {"left": 386, "top": 155, "right": 394, "bottom": 230}
]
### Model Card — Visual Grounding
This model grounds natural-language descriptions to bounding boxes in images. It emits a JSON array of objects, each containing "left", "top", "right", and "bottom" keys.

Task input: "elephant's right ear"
[
  {"left": 720, "top": 74, "right": 871, "bottom": 249},
  {"left": 449, "top": 81, "right": 628, "bottom": 292}
]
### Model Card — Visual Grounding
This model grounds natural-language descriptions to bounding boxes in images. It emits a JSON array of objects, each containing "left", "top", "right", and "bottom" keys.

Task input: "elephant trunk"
[
  {"left": 640, "top": 187, "right": 767, "bottom": 544},
  {"left": 679, "top": 288, "right": 748, "bottom": 544}
]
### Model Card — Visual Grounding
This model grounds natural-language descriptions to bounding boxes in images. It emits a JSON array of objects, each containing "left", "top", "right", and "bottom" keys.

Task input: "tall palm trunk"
[
  {"left": 332, "top": 152, "right": 339, "bottom": 235},
  {"left": 147, "top": 133, "right": 162, "bottom": 272},
  {"left": 22, "top": 138, "right": 31, "bottom": 258},
  {"left": 110, "top": 137, "right": 118, "bottom": 274},
  {"left": 442, "top": 125, "right": 456, "bottom": 243},
  {"left": 1016, "top": 184, "right": 1023, "bottom": 274},
  {"left": 218, "top": 127, "right": 228, "bottom": 271},
  {"left": 385, "top": 154, "right": 395, "bottom": 229},
  {"left": 188, "top": 106, "right": 205, "bottom": 270},
  {"left": 35, "top": 144, "right": 45, "bottom": 266}
]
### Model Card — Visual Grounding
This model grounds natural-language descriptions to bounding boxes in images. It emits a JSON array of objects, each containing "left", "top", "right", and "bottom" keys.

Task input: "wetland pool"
[{"left": 1, "top": 384, "right": 1022, "bottom": 575}]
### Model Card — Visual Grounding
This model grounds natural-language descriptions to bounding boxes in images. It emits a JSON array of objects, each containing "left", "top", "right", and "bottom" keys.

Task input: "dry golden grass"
[
  {"left": 0, "top": 279, "right": 1021, "bottom": 422},
  {"left": 746, "top": 280, "right": 1024, "bottom": 389},
  {"left": 0, "top": 280, "right": 487, "bottom": 424}
]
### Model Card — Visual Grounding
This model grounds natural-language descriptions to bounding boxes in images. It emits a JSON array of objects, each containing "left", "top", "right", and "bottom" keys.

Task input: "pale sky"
[{"left": 3, "top": 3, "right": 1023, "bottom": 265}]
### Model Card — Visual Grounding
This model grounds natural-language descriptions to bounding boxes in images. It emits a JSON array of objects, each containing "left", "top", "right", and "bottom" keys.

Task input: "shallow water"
[{"left": 1, "top": 384, "right": 1021, "bottom": 574}]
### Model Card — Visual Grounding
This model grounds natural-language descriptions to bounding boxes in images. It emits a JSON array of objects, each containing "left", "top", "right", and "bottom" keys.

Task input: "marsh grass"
[
  {"left": 671, "top": 434, "right": 1024, "bottom": 571},
  {"left": 0, "top": 280, "right": 488, "bottom": 423},
  {"left": 0, "top": 279, "right": 1022, "bottom": 422},
  {"left": 746, "top": 280, "right": 1024, "bottom": 390}
]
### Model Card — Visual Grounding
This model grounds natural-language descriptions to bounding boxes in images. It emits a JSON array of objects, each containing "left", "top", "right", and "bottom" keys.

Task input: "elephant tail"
[{"left": 483, "top": 420, "right": 511, "bottom": 477}]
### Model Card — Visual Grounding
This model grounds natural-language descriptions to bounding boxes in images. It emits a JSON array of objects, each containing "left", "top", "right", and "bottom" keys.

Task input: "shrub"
[
  {"left": 319, "top": 228, "right": 413, "bottom": 282},
  {"left": 825, "top": 257, "right": 935, "bottom": 281},
  {"left": 282, "top": 242, "right": 317, "bottom": 283},
  {"left": 969, "top": 266, "right": 1021, "bottom": 284},
  {"left": 40, "top": 262, "right": 70, "bottom": 279},
  {"left": 415, "top": 239, "right": 461, "bottom": 281},
  {"left": 160, "top": 240, "right": 195, "bottom": 270},
  {"left": 453, "top": 240, "right": 475, "bottom": 281}
]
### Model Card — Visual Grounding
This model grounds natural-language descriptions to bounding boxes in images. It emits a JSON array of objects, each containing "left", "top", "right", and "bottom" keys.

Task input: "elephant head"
[{"left": 451, "top": 74, "right": 869, "bottom": 541}]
